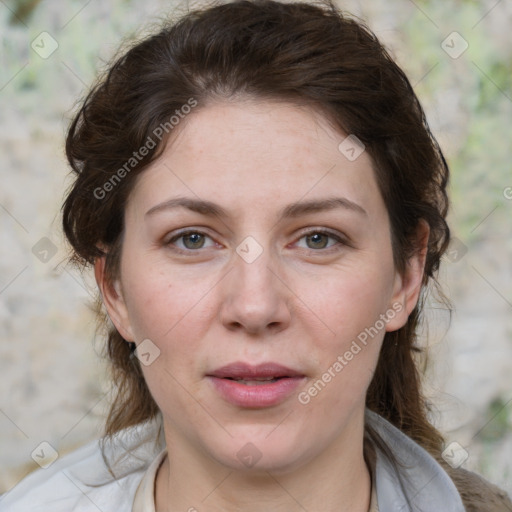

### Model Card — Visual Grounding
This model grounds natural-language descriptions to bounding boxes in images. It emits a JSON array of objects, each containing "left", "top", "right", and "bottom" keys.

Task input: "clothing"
[
  {"left": 131, "top": 449, "right": 378, "bottom": 512},
  {"left": 0, "top": 409, "right": 509, "bottom": 511},
  {"left": 132, "top": 449, "right": 166, "bottom": 512}
]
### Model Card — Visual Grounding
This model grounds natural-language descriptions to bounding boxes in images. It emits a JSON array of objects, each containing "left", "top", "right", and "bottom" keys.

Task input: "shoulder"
[
  {"left": 366, "top": 409, "right": 511, "bottom": 511},
  {"left": 366, "top": 409, "right": 512, "bottom": 512},
  {"left": 0, "top": 419, "right": 164, "bottom": 512},
  {"left": 0, "top": 438, "right": 143, "bottom": 512},
  {"left": 366, "top": 409, "right": 466, "bottom": 511},
  {"left": 440, "top": 463, "right": 512, "bottom": 512}
]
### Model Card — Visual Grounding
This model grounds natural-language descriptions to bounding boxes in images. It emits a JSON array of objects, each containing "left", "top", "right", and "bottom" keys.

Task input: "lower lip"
[{"left": 207, "top": 376, "right": 305, "bottom": 408}]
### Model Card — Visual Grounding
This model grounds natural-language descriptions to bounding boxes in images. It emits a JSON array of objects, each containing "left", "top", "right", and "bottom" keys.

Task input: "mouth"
[
  {"left": 222, "top": 376, "right": 286, "bottom": 385},
  {"left": 207, "top": 361, "right": 304, "bottom": 381},
  {"left": 206, "top": 362, "right": 305, "bottom": 408}
]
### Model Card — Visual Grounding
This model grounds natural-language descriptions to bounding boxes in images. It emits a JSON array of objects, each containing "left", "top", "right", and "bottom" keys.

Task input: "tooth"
[
  {"left": 234, "top": 377, "right": 275, "bottom": 381},
  {"left": 238, "top": 378, "right": 280, "bottom": 385}
]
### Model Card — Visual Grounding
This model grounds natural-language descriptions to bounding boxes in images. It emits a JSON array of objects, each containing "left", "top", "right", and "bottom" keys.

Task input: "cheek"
[
  {"left": 121, "top": 266, "right": 212, "bottom": 411},
  {"left": 293, "top": 261, "right": 393, "bottom": 404},
  {"left": 120, "top": 261, "right": 219, "bottom": 393},
  {"left": 120, "top": 254, "right": 205, "bottom": 342},
  {"left": 298, "top": 264, "right": 395, "bottom": 344}
]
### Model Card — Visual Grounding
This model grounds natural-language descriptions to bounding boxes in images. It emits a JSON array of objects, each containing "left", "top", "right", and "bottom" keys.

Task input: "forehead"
[
  {"left": 167, "top": 99, "right": 350, "bottom": 172},
  {"left": 127, "top": 99, "right": 384, "bottom": 221}
]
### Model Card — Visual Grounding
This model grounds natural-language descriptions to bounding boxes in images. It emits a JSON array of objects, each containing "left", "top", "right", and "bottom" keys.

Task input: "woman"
[{"left": 2, "top": 0, "right": 511, "bottom": 510}]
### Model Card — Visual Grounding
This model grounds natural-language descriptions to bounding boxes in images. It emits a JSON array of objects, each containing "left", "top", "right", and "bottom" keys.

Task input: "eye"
[
  {"left": 165, "top": 228, "right": 347, "bottom": 254},
  {"left": 166, "top": 230, "right": 217, "bottom": 251},
  {"left": 295, "top": 230, "right": 345, "bottom": 251}
]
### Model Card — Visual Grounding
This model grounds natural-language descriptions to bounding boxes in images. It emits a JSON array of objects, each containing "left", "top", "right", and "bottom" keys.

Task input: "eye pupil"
[
  {"left": 174, "top": 230, "right": 338, "bottom": 252},
  {"left": 307, "top": 233, "right": 328, "bottom": 249},
  {"left": 184, "top": 233, "right": 204, "bottom": 249}
]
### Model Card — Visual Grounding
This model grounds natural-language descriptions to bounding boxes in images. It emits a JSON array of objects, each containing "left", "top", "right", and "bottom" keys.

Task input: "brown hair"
[{"left": 63, "top": 0, "right": 450, "bottom": 459}]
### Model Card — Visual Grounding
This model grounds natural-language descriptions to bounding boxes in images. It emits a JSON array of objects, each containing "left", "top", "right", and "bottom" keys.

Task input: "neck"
[{"left": 155, "top": 415, "right": 371, "bottom": 512}]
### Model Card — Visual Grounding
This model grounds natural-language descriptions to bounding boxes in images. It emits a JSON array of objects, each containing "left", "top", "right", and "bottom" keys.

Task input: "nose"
[{"left": 218, "top": 243, "right": 292, "bottom": 336}]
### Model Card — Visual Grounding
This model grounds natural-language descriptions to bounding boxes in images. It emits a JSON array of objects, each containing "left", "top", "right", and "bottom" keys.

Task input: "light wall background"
[{"left": 1, "top": 0, "right": 511, "bottom": 497}]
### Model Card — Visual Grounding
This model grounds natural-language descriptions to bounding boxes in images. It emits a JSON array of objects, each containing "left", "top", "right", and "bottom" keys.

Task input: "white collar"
[
  {"left": 132, "top": 449, "right": 167, "bottom": 512},
  {"left": 366, "top": 409, "right": 465, "bottom": 511},
  {"left": 0, "top": 409, "right": 464, "bottom": 512},
  {"left": 131, "top": 448, "right": 379, "bottom": 512}
]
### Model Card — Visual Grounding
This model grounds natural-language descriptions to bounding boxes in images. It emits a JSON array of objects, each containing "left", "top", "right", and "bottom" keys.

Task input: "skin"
[{"left": 95, "top": 99, "right": 428, "bottom": 512}]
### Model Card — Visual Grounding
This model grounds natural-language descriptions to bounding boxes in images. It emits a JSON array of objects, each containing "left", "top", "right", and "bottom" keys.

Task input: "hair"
[{"left": 62, "top": 0, "right": 451, "bottom": 464}]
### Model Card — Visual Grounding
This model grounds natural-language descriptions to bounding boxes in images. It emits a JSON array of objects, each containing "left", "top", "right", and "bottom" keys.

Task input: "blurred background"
[{"left": 0, "top": 0, "right": 511, "bottom": 497}]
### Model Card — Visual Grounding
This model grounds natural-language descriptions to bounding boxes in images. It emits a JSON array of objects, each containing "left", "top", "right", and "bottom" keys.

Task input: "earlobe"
[
  {"left": 94, "top": 256, "right": 135, "bottom": 341},
  {"left": 385, "top": 220, "right": 430, "bottom": 332}
]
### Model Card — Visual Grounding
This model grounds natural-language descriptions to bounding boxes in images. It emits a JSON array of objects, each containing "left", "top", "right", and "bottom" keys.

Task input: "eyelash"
[{"left": 165, "top": 228, "right": 348, "bottom": 255}]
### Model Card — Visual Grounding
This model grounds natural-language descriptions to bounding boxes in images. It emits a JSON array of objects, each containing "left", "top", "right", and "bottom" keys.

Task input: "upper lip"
[{"left": 207, "top": 362, "right": 304, "bottom": 379}]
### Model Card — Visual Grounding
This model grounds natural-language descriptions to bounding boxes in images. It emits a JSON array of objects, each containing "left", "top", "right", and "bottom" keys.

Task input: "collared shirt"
[
  {"left": 131, "top": 449, "right": 165, "bottom": 512},
  {"left": 131, "top": 448, "right": 379, "bottom": 511},
  {"left": 0, "top": 409, "right": 464, "bottom": 511},
  {"left": 369, "top": 454, "right": 379, "bottom": 512}
]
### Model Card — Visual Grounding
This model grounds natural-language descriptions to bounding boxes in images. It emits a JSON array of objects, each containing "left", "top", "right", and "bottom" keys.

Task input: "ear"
[
  {"left": 385, "top": 219, "right": 430, "bottom": 332},
  {"left": 94, "top": 256, "right": 135, "bottom": 342}
]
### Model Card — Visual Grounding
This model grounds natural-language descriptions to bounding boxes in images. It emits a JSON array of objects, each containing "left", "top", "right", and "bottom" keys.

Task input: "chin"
[{"left": 210, "top": 430, "right": 312, "bottom": 475}]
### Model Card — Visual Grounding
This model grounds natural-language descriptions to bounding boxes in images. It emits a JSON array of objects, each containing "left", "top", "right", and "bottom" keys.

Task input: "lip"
[
  {"left": 206, "top": 362, "right": 306, "bottom": 408},
  {"left": 208, "top": 362, "right": 304, "bottom": 379}
]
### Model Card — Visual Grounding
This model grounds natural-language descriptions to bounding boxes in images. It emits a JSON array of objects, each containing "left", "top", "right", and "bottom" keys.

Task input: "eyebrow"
[{"left": 145, "top": 196, "right": 368, "bottom": 220}]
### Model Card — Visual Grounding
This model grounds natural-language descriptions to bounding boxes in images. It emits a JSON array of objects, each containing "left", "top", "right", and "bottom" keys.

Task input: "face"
[{"left": 97, "top": 99, "right": 425, "bottom": 475}]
